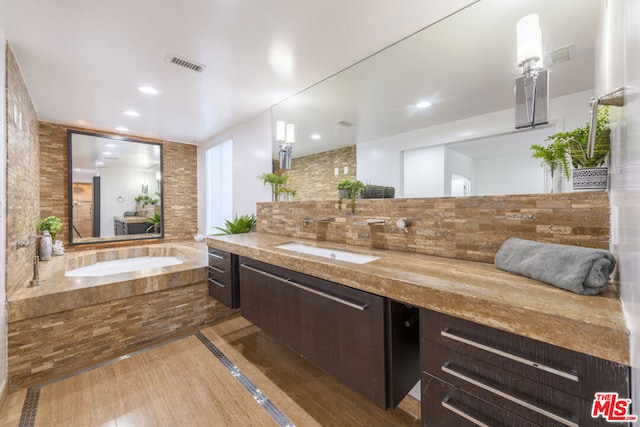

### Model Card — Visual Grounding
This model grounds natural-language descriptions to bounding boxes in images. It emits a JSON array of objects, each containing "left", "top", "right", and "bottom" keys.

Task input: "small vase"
[
  {"left": 544, "top": 162, "right": 565, "bottom": 194},
  {"left": 573, "top": 167, "right": 608, "bottom": 192},
  {"left": 39, "top": 231, "right": 52, "bottom": 261}
]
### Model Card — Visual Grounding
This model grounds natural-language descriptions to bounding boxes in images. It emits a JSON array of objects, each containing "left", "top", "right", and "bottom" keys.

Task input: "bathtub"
[{"left": 65, "top": 256, "right": 183, "bottom": 277}]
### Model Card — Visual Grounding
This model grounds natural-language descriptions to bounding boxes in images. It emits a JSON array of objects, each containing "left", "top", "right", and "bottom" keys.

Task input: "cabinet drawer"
[
  {"left": 420, "top": 309, "right": 629, "bottom": 401},
  {"left": 208, "top": 266, "right": 230, "bottom": 285},
  {"left": 208, "top": 276, "right": 233, "bottom": 307},
  {"left": 208, "top": 247, "right": 230, "bottom": 270},
  {"left": 421, "top": 340, "right": 597, "bottom": 426},
  {"left": 422, "top": 373, "right": 536, "bottom": 427}
]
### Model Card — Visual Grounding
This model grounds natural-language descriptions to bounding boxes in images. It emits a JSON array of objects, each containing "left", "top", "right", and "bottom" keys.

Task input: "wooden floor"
[{"left": 0, "top": 315, "right": 420, "bottom": 426}]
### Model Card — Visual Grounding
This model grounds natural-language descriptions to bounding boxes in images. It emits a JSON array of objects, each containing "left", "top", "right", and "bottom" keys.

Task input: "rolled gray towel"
[{"left": 494, "top": 238, "right": 616, "bottom": 295}]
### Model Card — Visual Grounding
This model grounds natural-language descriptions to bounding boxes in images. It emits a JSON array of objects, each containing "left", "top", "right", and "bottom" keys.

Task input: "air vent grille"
[
  {"left": 548, "top": 44, "right": 572, "bottom": 66},
  {"left": 166, "top": 54, "right": 207, "bottom": 73},
  {"left": 337, "top": 120, "right": 354, "bottom": 127}
]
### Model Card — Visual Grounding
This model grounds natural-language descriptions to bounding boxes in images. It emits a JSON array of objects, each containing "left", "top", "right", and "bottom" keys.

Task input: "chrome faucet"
[
  {"left": 31, "top": 256, "right": 42, "bottom": 286},
  {"left": 354, "top": 219, "right": 385, "bottom": 225}
]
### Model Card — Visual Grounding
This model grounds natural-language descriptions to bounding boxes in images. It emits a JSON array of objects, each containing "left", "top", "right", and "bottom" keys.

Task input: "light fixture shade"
[
  {"left": 285, "top": 123, "right": 295, "bottom": 144},
  {"left": 516, "top": 14, "right": 542, "bottom": 66},
  {"left": 276, "top": 121, "right": 286, "bottom": 142}
]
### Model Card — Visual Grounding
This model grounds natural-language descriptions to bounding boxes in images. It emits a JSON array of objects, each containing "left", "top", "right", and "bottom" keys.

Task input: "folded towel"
[{"left": 494, "top": 238, "right": 616, "bottom": 295}]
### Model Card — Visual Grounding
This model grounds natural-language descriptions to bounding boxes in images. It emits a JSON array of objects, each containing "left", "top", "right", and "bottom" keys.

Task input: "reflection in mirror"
[
  {"left": 68, "top": 130, "right": 163, "bottom": 245},
  {"left": 272, "top": 0, "right": 598, "bottom": 200}
]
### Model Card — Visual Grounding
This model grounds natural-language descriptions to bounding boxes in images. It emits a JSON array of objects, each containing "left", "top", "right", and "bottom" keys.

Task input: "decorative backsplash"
[{"left": 256, "top": 192, "right": 610, "bottom": 264}]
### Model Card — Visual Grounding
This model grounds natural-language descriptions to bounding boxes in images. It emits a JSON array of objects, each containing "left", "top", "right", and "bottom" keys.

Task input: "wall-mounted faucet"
[
  {"left": 302, "top": 216, "right": 313, "bottom": 227},
  {"left": 354, "top": 219, "right": 385, "bottom": 226},
  {"left": 31, "top": 256, "right": 43, "bottom": 286},
  {"left": 587, "top": 87, "right": 625, "bottom": 157}
]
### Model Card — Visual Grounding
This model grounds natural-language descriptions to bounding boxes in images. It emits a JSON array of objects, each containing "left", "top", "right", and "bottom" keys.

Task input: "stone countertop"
[
  {"left": 208, "top": 233, "right": 629, "bottom": 366},
  {"left": 114, "top": 216, "right": 151, "bottom": 223},
  {"left": 7, "top": 241, "right": 208, "bottom": 323}
]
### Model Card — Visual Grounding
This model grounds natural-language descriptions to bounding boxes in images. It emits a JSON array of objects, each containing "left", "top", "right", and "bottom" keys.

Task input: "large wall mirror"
[
  {"left": 272, "top": 0, "right": 599, "bottom": 199},
  {"left": 68, "top": 130, "right": 163, "bottom": 245}
]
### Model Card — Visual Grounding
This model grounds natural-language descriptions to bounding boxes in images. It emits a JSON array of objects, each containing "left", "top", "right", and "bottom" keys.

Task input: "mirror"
[
  {"left": 272, "top": 0, "right": 599, "bottom": 199},
  {"left": 68, "top": 130, "right": 163, "bottom": 245}
]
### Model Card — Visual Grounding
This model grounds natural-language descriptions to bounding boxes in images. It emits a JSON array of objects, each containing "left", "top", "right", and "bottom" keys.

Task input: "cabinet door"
[
  {"left": 239, "top": 262, "right": 302, "bottom": 354},
  {"left": 292, "top": 271, "right": 387, "bottom": 408}
]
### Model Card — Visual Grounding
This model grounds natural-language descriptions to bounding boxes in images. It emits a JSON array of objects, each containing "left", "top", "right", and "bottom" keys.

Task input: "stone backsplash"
[{"left": 256, "top": 192, "right": 610, "bottom": 264}]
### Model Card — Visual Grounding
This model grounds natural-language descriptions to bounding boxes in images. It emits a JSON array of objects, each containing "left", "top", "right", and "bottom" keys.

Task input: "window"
[{"left": 205, "top": 139, "right": 233, "bottom": 234}]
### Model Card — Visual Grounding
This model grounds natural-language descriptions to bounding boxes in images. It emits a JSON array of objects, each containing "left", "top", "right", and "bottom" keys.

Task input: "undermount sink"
[{"left": 276, "top": 243, "right": 380, "bottom": 264}]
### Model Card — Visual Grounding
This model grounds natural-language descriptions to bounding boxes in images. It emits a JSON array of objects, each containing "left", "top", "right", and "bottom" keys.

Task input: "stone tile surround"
[
  {"left": 256, "top": 192, "right": 610, "bottom": 264},
  {"left": 6, "top": 242, "right": 237, "bottom": 389}
]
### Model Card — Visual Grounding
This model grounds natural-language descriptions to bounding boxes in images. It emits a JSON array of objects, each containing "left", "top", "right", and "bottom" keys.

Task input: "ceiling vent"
[
  {"left": 548, "top": 44, "right": 572, "bottom": 66},
  {"left": 337, "top": 120, "right": 354, "bottom": 127},
  {"left": 166, "top": 54, "right": 207, "bottom": 73}
]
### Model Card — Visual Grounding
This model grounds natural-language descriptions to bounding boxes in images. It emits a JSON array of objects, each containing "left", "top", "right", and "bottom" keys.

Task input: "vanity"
[
  {"left": 207, "top": 230, "right": 630, "bottom": 426},
  {"left": 114, "top": 216, "right": 151, "bottom": 235}
]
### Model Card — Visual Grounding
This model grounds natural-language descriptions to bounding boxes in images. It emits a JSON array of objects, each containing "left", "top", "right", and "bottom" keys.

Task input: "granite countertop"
[
  {"left": 208, "top": 233, "right": 629, "bottom": 366},
  {"left": 114, "top": 216, "right": 150, "bottom": 223},
  {"left": 7, "top": 241, "right": 208, "bottom": 322}
]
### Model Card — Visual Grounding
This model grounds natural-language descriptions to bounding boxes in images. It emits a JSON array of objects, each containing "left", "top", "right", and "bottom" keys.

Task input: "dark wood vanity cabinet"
[
  {"left": 207, "top": 247, "right": 240, "bottom": 309},
  {"left": 238, "top": 257, "right": 419, "bottom": 410},
  {"left": 420, "top": 308, "right": 631, "bottom": 426}
]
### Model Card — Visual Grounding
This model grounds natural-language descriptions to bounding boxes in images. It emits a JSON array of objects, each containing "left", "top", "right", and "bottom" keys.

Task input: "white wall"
[
  {"left": 606, "top": 0, "right": 640, "bottom": 408},
  {"left": 403, "top": 146, "right": 445, "bottom": 198},
  {"left": 357, "top": 90, "right": 594, "bottom": 197},
  {"left": 99, "top": 167, "right": 150, "bottom": 236},
  {"left": 197, "top": 110, "right": 272, "bottom": 234},
  {"left": 0, "top": 32, "right": 8, "bottom": 402}
]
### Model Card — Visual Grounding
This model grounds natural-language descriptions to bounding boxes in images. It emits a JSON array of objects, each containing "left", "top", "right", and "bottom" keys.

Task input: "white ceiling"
[
  {"left": 0, "top": 0, "right": 476, "bottom": 144},
  {"left": 273, "top": 0, "right": 600, "bottom": 158}
]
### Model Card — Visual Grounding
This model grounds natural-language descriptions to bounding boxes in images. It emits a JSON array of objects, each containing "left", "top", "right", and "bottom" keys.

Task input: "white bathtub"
[{"left": 65, "top": 256, "right": 183, "bottom": 277}]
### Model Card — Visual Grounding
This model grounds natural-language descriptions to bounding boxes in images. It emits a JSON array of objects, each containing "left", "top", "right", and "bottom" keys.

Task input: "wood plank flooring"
[{"left": 0, "top": 315, "right": 420, "bottom": 426}]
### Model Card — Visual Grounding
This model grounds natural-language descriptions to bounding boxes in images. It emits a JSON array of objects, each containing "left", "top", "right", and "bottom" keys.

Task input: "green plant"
[
  {"left": 336, "top": 179, "right": 365, "bottom": 214},
  {"left": 259, "top": 172, "right": 296, "bottom": 201},
  {"left": 135, "top": 194, "right": 159, "bottom": 206},
  {"left": 530, "top": 139, "right": 570, "bottom": 179},
  {"left": 538, "top": 107, "right": 611, "bottom": 178},
  {"left": 213, "top": 213, "right": 257, "bottom": 235},
  {"left": 146, "top": 212, "right": 162, "bottom": 233},
  {"left": 37, "top": 216, "right": 63, "bottom": 241}
]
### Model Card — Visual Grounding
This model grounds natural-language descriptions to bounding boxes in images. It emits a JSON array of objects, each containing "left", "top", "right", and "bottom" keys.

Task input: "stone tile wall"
[
  {"left": 5, "top": 46, "right": 40, "bottom": 298},
  {"left": 256, "top": 192, "right": 610, "bottom": 263},
  {"left": 287, "top": 146, "right": 357, "bottom": 201},
  {"left": 7, "top": 282, "right": 235, "bottom": 389},
  {"left": 38, "top": 123, "right": 199, "bottom": 248}
]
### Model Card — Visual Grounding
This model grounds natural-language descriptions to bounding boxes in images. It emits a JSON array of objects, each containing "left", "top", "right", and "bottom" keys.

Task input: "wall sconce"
[
  {"left": 277, "top": 121, "right": 295, "bottom": 169},
  {"left": 156, "top": 171, "right": 162, "bottom": 192},
  {"left": 515, "top": 14, "right": 549, "bottom": 129}
]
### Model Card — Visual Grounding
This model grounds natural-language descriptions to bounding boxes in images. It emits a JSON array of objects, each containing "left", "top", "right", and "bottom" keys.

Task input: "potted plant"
[
  {"left": 361, "top": 184, "right": 385, "bottom": 199},
  {"left": 213, "top": 213, "right": 257, "bottom": 235},
  {"left": 135, "top": 194, "right": 159, "bottom": 216},
  {"left": 259, "top": 172, "right": 296, "bottom": 201},
  {"left": 37, "top": 216, "right": 63, "bottom": 241},
  {"left": 543, "top": 107, "right": 611, "bottom": 191},
  {"left": 146, "top": 212, "right": 162, "bottom": 233},
  {"left": 530, "top": 139, "right": 570, "bottom": 193},
  {"left": 336, "top": 179, "right": 365, "bottom": 213},
  {"left": 36, "top": 215, "right": 63, "bottom": 260}
]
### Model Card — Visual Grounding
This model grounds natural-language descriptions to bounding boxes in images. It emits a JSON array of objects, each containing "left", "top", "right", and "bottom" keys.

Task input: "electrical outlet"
[
  {"left": 334, "top": 167, "right": 339, "bottom": 176},
  {"left": 343, "top": 166, "right": 348, "bottom": 174}
]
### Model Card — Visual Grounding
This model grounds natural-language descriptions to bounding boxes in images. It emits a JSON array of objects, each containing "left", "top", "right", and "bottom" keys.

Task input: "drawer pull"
[
  {"left": 241, "top": 264, "right": 369, "bottom": 311},
  {"left": 441, "top": 365, "right": 578, "bottom": 427},
  {"left": 208, "top": 278, "right": 227, "bottom": 288},
  {"left": 208, "top": 252, "right": 224, "bottom": 260},
  {"left": 441, "top": 330, "right": 578, "bottom": 382},
  {"left": 441, "top": 399, "right": 490, "bottom": 427},
  {"left": 209, "top": 265, "right": 225, "bottom": 274}
]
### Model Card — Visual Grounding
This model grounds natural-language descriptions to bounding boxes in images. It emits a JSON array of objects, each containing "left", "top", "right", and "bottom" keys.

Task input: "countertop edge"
[{"left": 207, "top": 233, "right": 630, "bottom": 366}]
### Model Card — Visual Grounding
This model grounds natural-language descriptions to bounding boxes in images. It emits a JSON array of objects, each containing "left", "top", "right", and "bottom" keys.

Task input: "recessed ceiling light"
[
  {"left": 115, "top": 126, "right": 128, "bottom": 132},
  {"left": 138, "top": 86, "right": 159, "bottom": 95},
  {"left": 105, "top": 143, "right": 117, "bottom": 148},
  {"left": 310, "top": 134, "right": 321, "bottom": 140},
  {"left": 123, "top": 110, "right": 140, "bottom": 117},
  {"left": 102, "top": 151, "right": 112, "bottom": 156},
  {"left": 416, "top": 101, "right": 432, "bottom": 109},
  {"left": 95, "top": 161, "right": 104, "bottom": 166}
]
